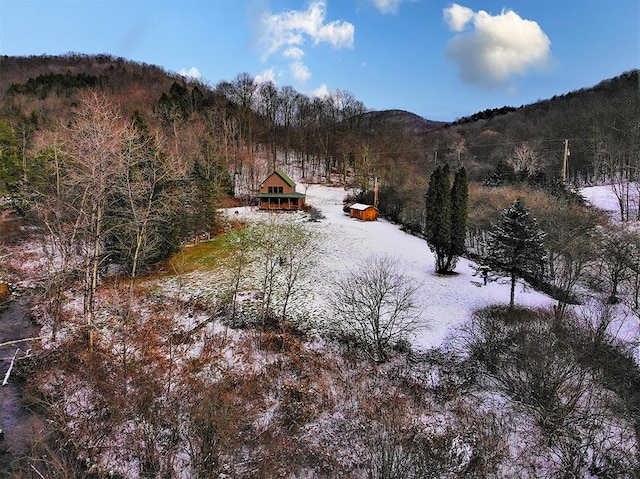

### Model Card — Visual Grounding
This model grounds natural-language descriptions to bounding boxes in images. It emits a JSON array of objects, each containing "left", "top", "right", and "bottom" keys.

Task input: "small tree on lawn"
[
  {"left": 597, "top": 224, "right": 637, "bottom": 304},
  {"left": 485, "top": 198, "right": 546, "bottom": 310},
  {"left": 424, "top": 165, "right": 468, "bottom": 274},
  {"left": 331, "top": 255, "right": 422, "bottom": 362}
]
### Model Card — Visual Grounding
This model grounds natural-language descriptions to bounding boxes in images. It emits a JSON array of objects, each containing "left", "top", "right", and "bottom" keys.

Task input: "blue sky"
[{"left": 0, "top": 0, "right": 638, "bottom": 121}]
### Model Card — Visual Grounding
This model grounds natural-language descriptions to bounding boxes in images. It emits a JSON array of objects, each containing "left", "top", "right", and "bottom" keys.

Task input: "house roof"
[
  {"left": 257, "top": 192, "right": 306, "bottom": 199},
  {"left": 349, "top": 203, "right": 377, "bottom": 211},
  {"left": 273, "top": 170, "right": 296, "bottom": 187}
]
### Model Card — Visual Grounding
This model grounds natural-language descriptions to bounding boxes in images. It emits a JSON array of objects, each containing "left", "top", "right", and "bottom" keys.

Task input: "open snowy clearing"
[
  {"left": 226, "top": 183, "right": 555, "bottom": 351},
  {"left": 157, "top": 181, "right": 640, "bottom": 353},
  {"left": 579, "top": 184, "right": 620, "bottom": 216}
]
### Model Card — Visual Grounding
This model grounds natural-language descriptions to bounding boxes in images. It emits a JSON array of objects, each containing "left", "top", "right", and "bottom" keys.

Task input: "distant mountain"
[
  {"left": 0, "top": 53, "right": 180, "bottom": 97},
  {"left": 357, "top": 109, "right": 446, "bottom": 135}
]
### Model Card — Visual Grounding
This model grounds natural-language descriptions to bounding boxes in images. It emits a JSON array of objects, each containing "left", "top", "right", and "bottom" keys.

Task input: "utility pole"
[
  {"left": 373, "top": 176, "right": 379, "bottom": 209},
  {"left": 562, "top": 139, "right": 570, "bottom": 183}
]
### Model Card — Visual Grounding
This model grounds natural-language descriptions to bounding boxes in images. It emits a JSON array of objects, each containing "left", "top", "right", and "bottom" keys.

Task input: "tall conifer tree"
[
  {"left": 485, "top": 198, "right": 547, "bottom": 310},
  {"left": 425, "top": 165, "right": 469, "bottom": 273},
  {"left": 449, "top": 167, "right": 469, "bottom": 267},
  {"left": 425, "top": 165, "right": 451, "bottom": 273}
]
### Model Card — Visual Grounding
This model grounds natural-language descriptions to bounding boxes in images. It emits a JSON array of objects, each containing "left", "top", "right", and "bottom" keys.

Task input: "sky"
[{"left": 0, "top": 0, "right": 638, "bottom": 121}]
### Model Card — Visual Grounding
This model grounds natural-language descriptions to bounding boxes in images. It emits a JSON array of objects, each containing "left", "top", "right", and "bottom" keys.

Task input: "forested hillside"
[
  {"left": 1, "top": 54, "right": 640, "bottom": 478},
  {"left": 443, "top": 70, "right": 639, "bottom": 183},
  {"left": 1, "top": 54, "right": 637, "bottom": 210},
  {"left": 0, "top": 53, "right": 637, "bottom": 288}
]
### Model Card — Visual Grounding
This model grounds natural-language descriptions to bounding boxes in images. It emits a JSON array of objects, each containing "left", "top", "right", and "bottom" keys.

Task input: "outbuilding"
[{"left": 349, "top": 203, "right": 378, "bottom": 221}]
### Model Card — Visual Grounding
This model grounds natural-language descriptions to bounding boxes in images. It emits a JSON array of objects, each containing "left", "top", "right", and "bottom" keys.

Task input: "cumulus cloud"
[
  {"left": 255, "top": 69, "right": 276, "bottom": 84},
  {"left": 312, "top": 83, "right": 330, "bottom": 98},
  {"left": 257, "top": 0, "right": 354, "bottom": 84},
  {"left": 179, "top": 67, "right": 201, "bottom": 80},
  {"left": 368, "top": 0, "right": 416, "bottom": 15},
  {"left": 443, "top": 3, "right": 474, "bottom": 32},
  {"left": 281, "top": 47, "right": 311, "bottom": 81},
  {"left": 283, "top": 46, "right": 305, "bottom": 60},
  {"left": 443, "top": 4, "right": 552, "bottom": 88},
  {"left": 291, "top": 60, "right": 312, "bottom": 82}
]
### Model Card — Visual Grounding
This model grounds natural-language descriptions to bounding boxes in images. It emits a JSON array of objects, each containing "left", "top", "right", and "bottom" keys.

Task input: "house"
[
  {"left": 257, "top": 170, "right": 306, "bottom": 211},
  {"left": 349, "top": 203, "right": 378, "bottom": 221}
]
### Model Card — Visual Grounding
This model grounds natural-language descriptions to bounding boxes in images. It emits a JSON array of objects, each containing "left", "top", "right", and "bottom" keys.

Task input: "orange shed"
[{"left": 349, "top": 203, "right": 378, "bottom": 221}]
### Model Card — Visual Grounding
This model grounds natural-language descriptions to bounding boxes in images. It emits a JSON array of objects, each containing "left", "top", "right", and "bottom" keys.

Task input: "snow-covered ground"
[
  {"left": 204, "top": 182, "right": 640, "bottom": 354},
  {"left": 229, "top": 183, "right": 554, "bottom": 351},
  {"left": 579, "top": 184, "right": 620, "bottom": 215},
  {"left": 305, "top": 184, "right": 556, "bottom": 350}
]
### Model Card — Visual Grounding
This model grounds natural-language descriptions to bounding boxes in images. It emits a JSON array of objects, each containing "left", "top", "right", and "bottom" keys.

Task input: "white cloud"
[
  {"left": 179, "top": 67, "right": 201, "bottom": 80},
  {"left": 312, "top": 83, "right": 330, "bottom": 98},
  {"left": 443, "top": 3, "right": 474, "bottom": 32},
  {"left": 443, "top": 4, "right": 552, "bottom": 88},
  {"left": 291, "top": 61, "right": 311, "bottom": 82},
  {"left": 259, "top": 1, "right": 354, "bottom": 59},
  {"left": 368, "top": 0, "right": 416, "bottom": 15},
  {"left": 283, "top": 46, "right": 305, "bottom": 60},
  {"left": 255, "top": 68, "right": 276, "bottom": 85},
  {"left": 282, "top": 47, "right": 310, "bottom": 81},
  {"left": 257, "top": 1, "right": 354, "bottom": 84}
]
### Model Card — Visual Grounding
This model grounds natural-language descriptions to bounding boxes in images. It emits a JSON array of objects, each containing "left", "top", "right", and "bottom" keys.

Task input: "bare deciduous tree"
[
  {"left": 331, "top": 255, "right": 423, "bottom": 362},
  {"left": 596, "top": 224, "right": 637, "bottom": 304},
  {"left": 63, "top": 91, "right": 130, "bottom": 349},
  {"left": 276, "top": 221, "right": 321, "bottom": 323},
  {"left": 250, "top": 217, "right": 320, "bottom": 327},
  {"left": 510, "top": 141, "right": 543, "bottom": 175}
]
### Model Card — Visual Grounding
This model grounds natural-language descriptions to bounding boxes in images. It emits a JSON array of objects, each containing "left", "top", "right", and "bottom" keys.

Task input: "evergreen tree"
[
  {"left": 485, "top": 198, "right": 547, "bottom": 310},
  {"left": 106, "top": 111, "right": 180, "bottom": 276},
  {"left": 449, "top": 167, "right": 468, "bottom": 268},
  {"left": 424, "top": 165, "right": 451, "bottom": 273},
  {"left": 424, "top": 165, "right": 469, "bottom": 274},
  {"left": 0, "top": 120, "right": 22, "bottom": 195}
]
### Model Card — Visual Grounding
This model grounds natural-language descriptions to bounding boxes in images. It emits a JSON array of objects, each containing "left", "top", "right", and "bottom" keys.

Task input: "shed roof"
[{"left": 349, "top": 203, "right": 377, "bottom": 211}]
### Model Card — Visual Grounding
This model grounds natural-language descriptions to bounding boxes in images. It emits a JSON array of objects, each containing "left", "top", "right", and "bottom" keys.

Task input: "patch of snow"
[{"left": 579, "top": 184, "right": 620, "bottom": 214}]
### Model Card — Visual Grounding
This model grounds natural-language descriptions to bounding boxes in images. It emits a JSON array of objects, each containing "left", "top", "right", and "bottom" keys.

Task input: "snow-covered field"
[
  {"left": 305, "top": 184, "right": 558, "bottom": 350},
  {"left": 227, "top": 183, "right": 554, "bottom": 351},
  {"left": 157, "top": 181, "right": 640, "bottom": 356},
  {"left": 579, "top": 184, "right": 620, "bottom": 215}
]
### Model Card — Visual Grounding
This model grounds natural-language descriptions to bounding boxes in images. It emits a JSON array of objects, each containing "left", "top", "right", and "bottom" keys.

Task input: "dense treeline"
[
  {"left": 451, "top": 105, "right": 517, "bottom": 124},
  {"left": 6, "top": 72, "right": 105, "bottom": 98},
  {"left": 3, "top": 55, "right": 636, "bottom": 214}
]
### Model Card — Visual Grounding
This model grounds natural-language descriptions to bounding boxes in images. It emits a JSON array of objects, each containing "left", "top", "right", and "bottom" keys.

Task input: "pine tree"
[
  {"left": 424, "top": 165, "right": 451, "bottom": 273},
  {"left": 485, "top": 198, "right": 547, "bottom": 310}
]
